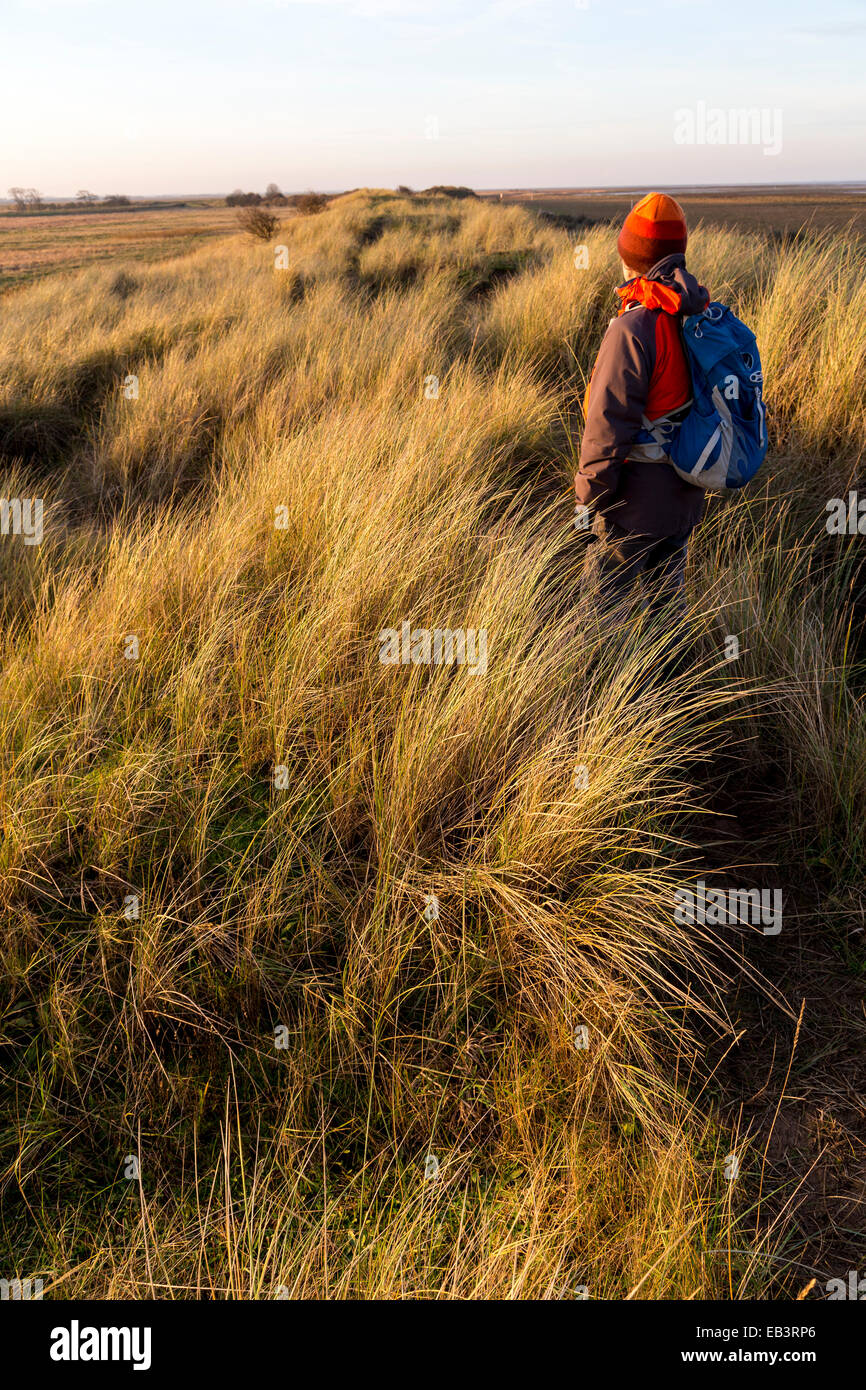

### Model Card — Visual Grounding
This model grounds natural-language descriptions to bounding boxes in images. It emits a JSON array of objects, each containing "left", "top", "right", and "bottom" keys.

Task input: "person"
[{"left": 575, "top": 192, "right": 710, "bottom": 629}]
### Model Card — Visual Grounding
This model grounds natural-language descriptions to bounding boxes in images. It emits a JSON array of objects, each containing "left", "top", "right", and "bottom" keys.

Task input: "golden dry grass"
[{"left": 0, "top": 190, "right": 863, "bottom": 1299}]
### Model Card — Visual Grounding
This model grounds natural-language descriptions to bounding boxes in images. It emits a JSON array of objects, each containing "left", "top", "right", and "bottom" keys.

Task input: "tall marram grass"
[{"left": 0, "top": 191, "right": 863, "bottom": 1298}]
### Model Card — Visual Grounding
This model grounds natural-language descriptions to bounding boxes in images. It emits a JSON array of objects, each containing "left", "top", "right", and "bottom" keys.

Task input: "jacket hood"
[{"left": 616, "top": 253, "right": 710, "bottom": 318}]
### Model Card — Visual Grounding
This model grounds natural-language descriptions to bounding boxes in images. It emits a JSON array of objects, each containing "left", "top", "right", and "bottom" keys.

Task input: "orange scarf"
[{"left": 615, "top": 277, "right": 682, "bottom": 317}]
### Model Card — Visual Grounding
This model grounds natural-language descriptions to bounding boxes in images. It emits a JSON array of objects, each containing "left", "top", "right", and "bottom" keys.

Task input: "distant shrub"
[
  {"left": 109, "top": 270, "right": 138, "bottom": 300},
  {"left": 421, "top": 185, "right": 478, "bottom": 200},
  {"left": 226, "top": 190, "right": 263, "bottom": 207},
  {"left": 396, "top": 185, "right": 414, "bottom": 195},
  {"left": 102, "top": 195, "right": 131, "bottom": 206},
  {"left": 236, "top": 206, "right": 280, "bottom": 241},
  {"left": 293, "top": 193, "right": 329, "bottom": 216}
]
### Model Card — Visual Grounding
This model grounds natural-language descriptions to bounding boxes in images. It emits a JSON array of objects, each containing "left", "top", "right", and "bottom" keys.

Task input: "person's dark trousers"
[
  {"left": 586, "top": 517, "right": 693, "bottom": 678},
  {"left": 594, "top": 518, "right": 691, "bottom": 615}
]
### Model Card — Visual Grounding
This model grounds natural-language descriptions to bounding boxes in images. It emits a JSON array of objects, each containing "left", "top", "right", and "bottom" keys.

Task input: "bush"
[
  {"left": 421, "top": 185, "right": 478, "bottom": 199},
  {"left": 293, "top": 192, "right": 329, "bottom": 216},
  {"left": 236, "top": 206, "right": 280, "bottom": 241},
  {"left": 109, "top": 270, "right": 138, "bottom": 300}
]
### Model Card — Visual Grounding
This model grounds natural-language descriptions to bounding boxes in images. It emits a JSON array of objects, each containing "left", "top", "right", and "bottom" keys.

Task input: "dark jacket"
[{"left": 575, "top": 253, "right": 710, "bottom": 537}]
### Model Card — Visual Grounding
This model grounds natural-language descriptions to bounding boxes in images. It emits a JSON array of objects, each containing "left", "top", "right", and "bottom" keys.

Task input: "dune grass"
[{"left": 0, "top": 190, "right": 863, "bottom": 1298}]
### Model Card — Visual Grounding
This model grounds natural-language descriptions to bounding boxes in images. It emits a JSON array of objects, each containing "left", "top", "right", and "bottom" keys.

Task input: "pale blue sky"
[{"left": 3, "top": 0, "right": 865, "bottom": 196}]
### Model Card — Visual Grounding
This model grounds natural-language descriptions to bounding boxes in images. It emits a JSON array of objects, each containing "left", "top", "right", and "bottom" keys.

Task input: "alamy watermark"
[
  {"left": 0, "top": 497, "right": 43, "bottom": 545},
  {"left": 826, "top": 491, "right": 866, "bottom": 535},
  {"left": 1, "top": 1276, "right": 43, "bottom": 1300},
  {"left": 50, "top": 1322, "right": 152, "bottom": 1370},
  {"left": 674, "top": 102, "right": 783, "bottom": 157},
  {"left": 674, "top": 880, "right": 782, "bottom": 935},
  {"left": 378, "top": 621, "right": 488, "bottom": 675},
  {"left": 826, "top": 1270, "right": 866, "bottom": 1300}
]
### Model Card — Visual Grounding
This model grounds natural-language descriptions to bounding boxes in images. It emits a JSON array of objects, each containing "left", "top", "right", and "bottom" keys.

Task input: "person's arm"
[{"left": 575, "top": 313, "right": 654, "bottom": 517}]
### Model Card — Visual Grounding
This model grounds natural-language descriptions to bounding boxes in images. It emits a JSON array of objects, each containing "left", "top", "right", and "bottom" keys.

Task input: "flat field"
[
  {"left": 0, "top": 203, "right": 238, "bottom": 290},
  {"left": 484, "top": 184, "right": 866, "bottom": 237}
]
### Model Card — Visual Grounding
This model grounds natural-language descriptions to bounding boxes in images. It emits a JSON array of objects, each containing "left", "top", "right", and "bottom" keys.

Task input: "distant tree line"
[
  {"left": 85, "top": 192, "right": 132, "bottom": 206},
  {"left": 227, "top": 183, "right": 288, "bottom": 207},
  {"left": 4, "top": 181, "right": 478, "bottom": 217},
  {"left": 226, "top": 184, "right": 329, "bottom": 214},
  {"left": 5, "top": 188, "right": 132, "bottom": 212}
]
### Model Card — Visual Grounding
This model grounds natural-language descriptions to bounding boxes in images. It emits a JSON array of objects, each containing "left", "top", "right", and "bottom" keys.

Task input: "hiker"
[{"left": 575, "top": 193, "right": 710, "bottom": 627}]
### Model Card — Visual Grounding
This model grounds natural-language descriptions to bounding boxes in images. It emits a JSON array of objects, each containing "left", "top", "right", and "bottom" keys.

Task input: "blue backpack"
[{"left": 641, "top": 303, "right": 767, "bottom": 491}]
